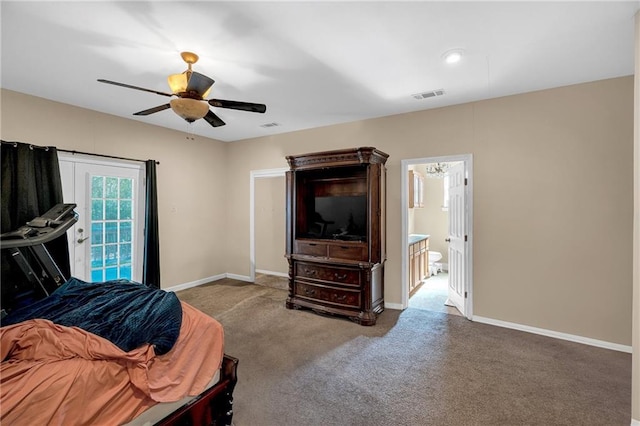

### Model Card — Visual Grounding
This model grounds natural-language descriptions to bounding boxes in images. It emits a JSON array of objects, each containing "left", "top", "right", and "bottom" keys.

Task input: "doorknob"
[
  {"left": 77, "top": 227, "right": 88, "bottom": 243},
  {"left": 445, "top": 238, "right": 451, "bottom": 242}
]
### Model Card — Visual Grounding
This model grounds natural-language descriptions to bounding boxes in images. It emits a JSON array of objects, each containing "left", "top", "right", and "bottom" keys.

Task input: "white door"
[
  {"left": 446, "top": 162, "right": 466, "bottom": 315},
  {"left": 59, "top": 155, "right": 145, "bottom": 283}
]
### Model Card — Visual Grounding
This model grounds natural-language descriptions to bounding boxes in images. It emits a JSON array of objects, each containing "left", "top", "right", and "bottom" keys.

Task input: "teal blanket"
[{"left": 1, "top": 277, "right": 182, "bottom": 355}]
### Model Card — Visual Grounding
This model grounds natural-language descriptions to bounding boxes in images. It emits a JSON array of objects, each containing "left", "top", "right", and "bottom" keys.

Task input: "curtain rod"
[
  {"left": 2, "top": 141, "right": 159, "bottom": 165},
  {"left": 1, "top": 140, "right": 53, "bottom": 151},
  {"left": 58, "top": 149, "right": 159, "bottom": 165}
]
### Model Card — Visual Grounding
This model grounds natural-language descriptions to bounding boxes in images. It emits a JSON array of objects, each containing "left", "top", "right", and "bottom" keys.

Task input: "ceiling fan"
[{"left": 98, "top": 51, "right": 266, "bottom": 128}]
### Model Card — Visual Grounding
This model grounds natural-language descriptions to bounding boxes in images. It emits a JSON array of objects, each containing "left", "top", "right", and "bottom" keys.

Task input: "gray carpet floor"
[{"left": 177, "top": 278, "right": 631, "bottom": 426}]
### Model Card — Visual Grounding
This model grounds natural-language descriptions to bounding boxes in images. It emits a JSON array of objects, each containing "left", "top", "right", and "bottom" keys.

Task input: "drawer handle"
[
  {"left": 304, "top": 288, "right": 316, "bottom": 296},
  {"left": 308, "top": 243, "right": 317, "bottom": 246},
  {"left": 335, "top": 294, "right": 347, "bottom": 302},
  {"left": 303, "top": 268, "right": 317, "bottom": 275},
  {"left": 340, "top": 246, "right": 350, "bottom": 250},
  {"left": 334, "top": 273, "right": 347, "bottom": 280}
]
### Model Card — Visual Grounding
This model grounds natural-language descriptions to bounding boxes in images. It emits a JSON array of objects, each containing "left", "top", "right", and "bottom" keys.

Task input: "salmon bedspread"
[
  {"left": 2, "top": 278, "right": 183, "bottom": 355},
  {"left": 0, "top": 301, "right": 224, "bottom": 425}
]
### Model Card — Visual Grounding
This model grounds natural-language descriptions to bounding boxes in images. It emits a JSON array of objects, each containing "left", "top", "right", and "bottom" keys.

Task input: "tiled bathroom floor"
[{"left": 408, "top": 272, "right": 462, "bottom": 316}]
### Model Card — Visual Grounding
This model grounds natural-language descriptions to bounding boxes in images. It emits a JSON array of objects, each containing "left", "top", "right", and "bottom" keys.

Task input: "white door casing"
[{"left": 400, "top": 154, "right": 472, "bottom": 319}]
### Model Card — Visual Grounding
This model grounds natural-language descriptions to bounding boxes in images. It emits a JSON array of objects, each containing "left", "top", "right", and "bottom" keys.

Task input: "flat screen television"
[{"left": 303, "top": 194, "right": 367, "bottom": 241}]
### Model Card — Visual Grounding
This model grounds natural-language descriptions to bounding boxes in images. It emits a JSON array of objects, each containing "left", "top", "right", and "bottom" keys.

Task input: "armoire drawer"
[
  {"left": 295, "top": 282, "right": 361, "bottom": 308},
  {"left": 295, "top": 262, "right": 360, "bottom": 286},
  {"left": 328, "top": 244, "right": 367, "bottom": 261},
  {"left": 295, "top": 241, "right": 327, "bottom": 257}
]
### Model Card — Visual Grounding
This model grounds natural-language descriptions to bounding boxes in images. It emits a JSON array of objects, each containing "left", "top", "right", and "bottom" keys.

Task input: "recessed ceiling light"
[{"left": 443, "top": 49, "right": 464, "bottom": 65}]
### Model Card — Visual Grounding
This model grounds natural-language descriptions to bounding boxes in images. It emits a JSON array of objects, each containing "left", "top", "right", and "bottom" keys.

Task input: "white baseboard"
[
  {"left": 256, "top": 269, "right": 288, "bottom": 278},
  {"left": 225, "top": 273, "right": 252, "bottom": 282},
  {"left": 630, "top": 419, "right": 640, "bottom": 426},
  {"left": 473, "top": 315, "right": 632, "bottom": 354},
  {"left": 165, "top": 272, "right": 255, "bottom": 292},
  {"left": 385, "top": 302, "right": 403, "bottom": 310},
  {"left": 164, "top": 273, "right": 226, "bottom": 293}
]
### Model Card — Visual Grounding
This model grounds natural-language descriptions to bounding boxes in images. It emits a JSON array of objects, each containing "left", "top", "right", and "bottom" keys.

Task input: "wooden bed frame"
[{"left": 156, "top": 354, "right": 238, "bottom": 426}]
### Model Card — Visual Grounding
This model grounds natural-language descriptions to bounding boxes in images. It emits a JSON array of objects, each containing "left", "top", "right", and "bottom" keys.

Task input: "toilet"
[{"left": 428, "top": 251, "right": 443, "bottom": 276}]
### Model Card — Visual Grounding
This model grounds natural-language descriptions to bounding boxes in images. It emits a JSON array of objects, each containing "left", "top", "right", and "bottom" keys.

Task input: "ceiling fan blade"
[
  {"left": 133, "top": 104, "right": 171, "bottom": 116},
  {"left": 97, "top": 79, "right": 174, "bottom": 97},
  {"left": 208, "top": 99, "right": 266, "bottom": 113},
  {"left": 203, "top": 110, "right": 226, "bottom": 127},
  {"left": 186, "top": 72, "right": 215, "bottom": 97}
]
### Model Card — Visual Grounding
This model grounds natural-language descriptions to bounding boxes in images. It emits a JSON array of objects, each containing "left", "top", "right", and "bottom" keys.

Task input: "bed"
[{"left": 0, "top": 277, "right": 238, "bottom": 426}]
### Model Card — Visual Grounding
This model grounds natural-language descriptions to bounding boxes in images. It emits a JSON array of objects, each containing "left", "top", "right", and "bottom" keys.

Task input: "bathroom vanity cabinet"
[
  {"left": 409, "top": 234, "right": 429, "bottom": 295},
  {"left": 285, "top": 147, "right": 388, "bottom": 326}
]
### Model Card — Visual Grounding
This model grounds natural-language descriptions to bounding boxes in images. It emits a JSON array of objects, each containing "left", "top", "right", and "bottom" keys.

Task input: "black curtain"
[
  {"left": 1, "top": 141, "right": 71, "bottom": 305},
  {"left": 143, "top": 159, "right": 160, "bottom": 288}
]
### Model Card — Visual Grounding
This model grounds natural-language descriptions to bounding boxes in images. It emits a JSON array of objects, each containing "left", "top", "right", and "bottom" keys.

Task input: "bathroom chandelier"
[{"left": 424, "top": 162, "right": 450, "bottom": 178}]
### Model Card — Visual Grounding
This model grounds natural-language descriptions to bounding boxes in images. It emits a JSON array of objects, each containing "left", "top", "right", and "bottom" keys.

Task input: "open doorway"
[
  {"left": 249, "top": 168, "right": 289, "bottom": 289},
  {"left": 400, "top": 155, "right": 473, "bottom": 319}
]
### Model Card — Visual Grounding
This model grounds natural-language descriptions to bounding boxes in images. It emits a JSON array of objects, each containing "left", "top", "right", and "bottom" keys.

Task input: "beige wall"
[
  {"left": 0, "top": 89, "right": 229, "bottom": 288},
  {"left": 226, "top": 77, "right": 635, "bottom": 346},
  {"left": 631, "top": 10, "right": 639, "bottom": 424},
  {"left": 255, "top": 176, "right": 287, "bottom": 274},
  {"left": 1, "top": 76, "right": 634, "bottom": 349}
]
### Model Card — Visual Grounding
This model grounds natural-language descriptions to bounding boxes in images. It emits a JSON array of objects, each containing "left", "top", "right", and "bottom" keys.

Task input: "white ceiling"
[{"left": 1, "top": 1, "right": 638, "bottom": 142}]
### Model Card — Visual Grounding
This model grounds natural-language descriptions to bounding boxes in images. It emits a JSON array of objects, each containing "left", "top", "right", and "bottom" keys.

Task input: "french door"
[{"left": 58, "top": 154, "right": 145, "bottom": 282}]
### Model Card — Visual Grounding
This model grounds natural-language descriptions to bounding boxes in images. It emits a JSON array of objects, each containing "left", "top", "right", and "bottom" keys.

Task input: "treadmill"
[{"left": 1, "top": 203, "right": 78, "bottom": 314}]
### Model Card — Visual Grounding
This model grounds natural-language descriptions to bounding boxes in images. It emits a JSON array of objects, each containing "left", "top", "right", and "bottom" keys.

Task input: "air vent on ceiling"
[
  {"left": 412, "top": 89, "right": 445, "bottom": 100},
  {"left": 260, "top": 122, "right": 281, "bottom": 128}
]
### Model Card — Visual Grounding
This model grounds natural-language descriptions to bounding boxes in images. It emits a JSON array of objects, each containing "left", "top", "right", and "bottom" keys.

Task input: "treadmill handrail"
[{"left": 1, "top": 204, "right": 78, "bottom": 249}]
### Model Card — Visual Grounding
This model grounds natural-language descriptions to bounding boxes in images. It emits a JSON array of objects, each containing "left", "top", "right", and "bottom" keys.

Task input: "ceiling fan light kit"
[
  {"left": 169, "top": 98, "right": 209, "bottom": 122},
  {"left": 167, "top": 73, "right": 188, "bottom": 94},
  {"left": 97, "top": 51, "right": 266, "bottom": 128}
]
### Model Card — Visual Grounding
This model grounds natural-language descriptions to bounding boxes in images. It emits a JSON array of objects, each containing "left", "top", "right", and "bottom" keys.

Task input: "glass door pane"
[{"left": 89, "top": 175, "right": 135, "bottom": 282}]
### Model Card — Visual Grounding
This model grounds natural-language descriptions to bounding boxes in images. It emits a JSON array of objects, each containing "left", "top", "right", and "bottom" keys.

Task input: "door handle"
[
  {"left": 77, "top": 236, "right": 90, "bottom": 244},
  {"left": 445, "top": 238, "right": 451, "bottom": 242}
]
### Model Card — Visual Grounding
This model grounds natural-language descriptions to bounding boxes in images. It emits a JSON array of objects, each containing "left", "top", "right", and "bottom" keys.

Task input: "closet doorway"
[
  {"left": 58, "top": 153, "right": 145, "bottom": 283},
  {"left": 249, "top": 168, "right": 288, "bottom": 285},
  {"left": 401, "top": 154, "right": 473, "bottom": 319}
]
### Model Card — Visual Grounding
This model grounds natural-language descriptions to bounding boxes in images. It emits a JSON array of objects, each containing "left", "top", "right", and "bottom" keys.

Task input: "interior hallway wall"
[{"left": 255, "top": 176, "right": 287, "bottom": 275}]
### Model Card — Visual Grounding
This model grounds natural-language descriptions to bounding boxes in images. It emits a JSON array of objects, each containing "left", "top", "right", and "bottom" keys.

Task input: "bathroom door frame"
[{"left": 400, "top": 154, "right": 473, "bottom": 320}]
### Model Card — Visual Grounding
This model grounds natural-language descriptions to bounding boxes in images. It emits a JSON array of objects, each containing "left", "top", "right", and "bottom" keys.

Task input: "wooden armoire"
[{"left": 284, "top": 147, "right": 388, "bottom": 325}]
